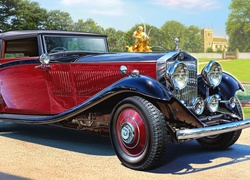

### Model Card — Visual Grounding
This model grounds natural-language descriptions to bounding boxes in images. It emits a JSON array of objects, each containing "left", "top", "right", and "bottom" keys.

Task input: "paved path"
[{"left": 0, "top": 122, "right": 250, "bottom": 180}]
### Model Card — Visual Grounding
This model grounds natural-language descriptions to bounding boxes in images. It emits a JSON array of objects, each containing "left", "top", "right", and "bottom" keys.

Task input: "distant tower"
[{"left": 201, "top": 29, "right": 213, "bottom": 52}]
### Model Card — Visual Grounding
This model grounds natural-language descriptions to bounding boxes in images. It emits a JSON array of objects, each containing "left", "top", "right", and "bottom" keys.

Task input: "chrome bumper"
[{"left": 176, "top": 119, "right": 250, "bottom": 140}]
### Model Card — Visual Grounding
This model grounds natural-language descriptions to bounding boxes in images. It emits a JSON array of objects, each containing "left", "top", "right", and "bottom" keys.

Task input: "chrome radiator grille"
[
  {"left": 169, "top": 61, "right": 198, "bottom": 105},
  {"left": 156, "top": 52, "right": 198, "bottom": 105}
]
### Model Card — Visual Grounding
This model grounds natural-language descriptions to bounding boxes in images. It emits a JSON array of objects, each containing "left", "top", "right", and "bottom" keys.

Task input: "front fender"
[
  {"left": 111, "top": 75, "right": 204, "bottom": 128},
  {"left": 110, "top": 75, "right": 173, "bottom": 100},
  {"left": 198, "top": 72, "right": 244, "bottom": 99}
]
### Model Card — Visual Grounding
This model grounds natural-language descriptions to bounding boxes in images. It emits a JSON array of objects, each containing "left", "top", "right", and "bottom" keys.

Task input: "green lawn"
[
  {"left": 243, "top": 108, "right": 250, "bottom": 118},
  {"left": 199, "top": 59, "right": 250, "bottom": 82},
  {"left": 197, "top": 58, "right": 221, "bottom": 63},
  {"left": 237, "top": 86, "right": 250, "bottom": 101}
]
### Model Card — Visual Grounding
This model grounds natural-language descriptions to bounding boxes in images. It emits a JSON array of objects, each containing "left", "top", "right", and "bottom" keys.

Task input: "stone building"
[{"left": 201, "top": 28, "right": 228, "bottom": 52}]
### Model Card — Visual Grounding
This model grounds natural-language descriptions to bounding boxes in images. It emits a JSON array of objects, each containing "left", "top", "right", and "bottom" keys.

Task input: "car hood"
[{"left": 75, "top": 52, "right": 168, "bottom": 63}]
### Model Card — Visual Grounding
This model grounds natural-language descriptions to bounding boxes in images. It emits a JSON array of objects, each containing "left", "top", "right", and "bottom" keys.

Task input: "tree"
[
  {"left": 72, "top": 18, "right": 105, "bottom": 34},
  {"left": 145, "top": 25, "right": 162, "bottom": 51},
  {"left": 226, "top": 0, "right": 250, "bottom": 52},
  {"left": 183, "top": 25, "right": 202, "bottom": 53},
  {"left": 0, "top": 0, "right": 16, "bottom": 32},
  {"left": 105, "top": 28, "right": 126, "bottom": 52},
  {"left": 11, "top": 0, "right": 47, "bottom": 30},
  {"left": 160, "top": 21, "right": 186, "bottom": 51},
  {"left": 72, "top": 18, "right": 104, "bottom": 34},
  {"left": 71, "top": 19, "right": 85, "bottom": 32},
  {"left": 45, "top": 10, "right": 73, "bottom": 30},
  {"left": 206, "top": 47, "right": 213, "bottom": 53}
]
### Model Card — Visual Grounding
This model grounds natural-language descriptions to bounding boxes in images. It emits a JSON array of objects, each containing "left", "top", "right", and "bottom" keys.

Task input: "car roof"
[{"left": 0, "top": 30, "right": 106, "bottom": 39}]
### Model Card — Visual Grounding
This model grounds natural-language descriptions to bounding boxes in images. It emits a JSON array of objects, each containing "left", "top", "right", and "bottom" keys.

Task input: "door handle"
[{"left": 35, "top": 64, "right": 51, "bottom": 69}]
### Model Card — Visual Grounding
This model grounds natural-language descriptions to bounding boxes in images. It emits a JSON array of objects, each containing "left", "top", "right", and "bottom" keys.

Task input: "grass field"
[
  {"left": 243, "top": 108, "right": 250, "bottom": 118},
  {"left": 198, "top": 59, "right": 250, "bottom": 82},
  {"left": 198, "top": 58, "right": 250, "bottom": 118}
]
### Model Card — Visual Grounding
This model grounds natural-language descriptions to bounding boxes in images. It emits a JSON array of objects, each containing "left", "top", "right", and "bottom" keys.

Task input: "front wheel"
[
  {"left": 110, "top": 96, "right": 167, "bottom": 170},
  {"left": 196, "top": 130, "right": 242, "bottom": 150}
]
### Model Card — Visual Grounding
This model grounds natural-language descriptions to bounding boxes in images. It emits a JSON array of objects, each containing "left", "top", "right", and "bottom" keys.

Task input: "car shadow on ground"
[
  {"left": 0, "top": 172, "right": 30, "bottom": 180},
  {"left": 0, "top": 122, "right": 114, "bottom": 156},
  {"left": 1, "top": 122, "right": 249, "bottom": 174},
  {"left": 151, "top": 141, "right": 250, "bottom": 174}
]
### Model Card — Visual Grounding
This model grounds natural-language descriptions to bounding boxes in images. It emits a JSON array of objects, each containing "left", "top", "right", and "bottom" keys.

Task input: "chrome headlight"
[
  {"left": 166, "top": 61, "right": 189, "bottom": 90},
  {"left": 205, "top": 95, "right": 220, "bottom": 112},
  {"left": 189, "top": 97, "right": 205, "bottom": 115},
  {"left": 202, "top": 61, "right": 222, "bottom": 88}
]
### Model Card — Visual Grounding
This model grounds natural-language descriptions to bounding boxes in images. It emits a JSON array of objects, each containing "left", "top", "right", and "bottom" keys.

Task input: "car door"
[
  {"left": 0, "top": 58, "right": 51, "bottom": 114},
  {"left": 42, "top": 63, "right": 77, "bottom": 114}
]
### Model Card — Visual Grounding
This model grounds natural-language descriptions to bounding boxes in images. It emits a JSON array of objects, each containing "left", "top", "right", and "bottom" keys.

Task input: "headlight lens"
[
  {"left": 166, "top": 61, "right": 189, "bottom": 90},
  {"left": 205, "top": 95, "right": 219, "bottom": 112},
  {"left": 229, "top": 97, "right": 236, "bottom": 108},
  {"left": 189, "top": 97, "right": 205, "bottom": 115},
  {"left": 202, "top": 61, "right": 222, "bottom": 88}
]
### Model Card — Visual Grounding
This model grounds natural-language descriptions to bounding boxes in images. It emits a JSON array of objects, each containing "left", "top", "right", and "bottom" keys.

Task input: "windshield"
[{"left": 43, "top": 35, "right": 107, "bottom": 53}]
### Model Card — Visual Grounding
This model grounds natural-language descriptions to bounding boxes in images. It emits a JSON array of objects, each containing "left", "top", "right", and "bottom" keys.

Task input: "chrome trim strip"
[
  {"left": 157, "top": 52, "right": 177, "bottom": 61},
  {"left": 156, "top": 52, "right": 177, "bottom": 81},
  {"left": 176, "top": 119, "right": 250, "bottom": 140}
]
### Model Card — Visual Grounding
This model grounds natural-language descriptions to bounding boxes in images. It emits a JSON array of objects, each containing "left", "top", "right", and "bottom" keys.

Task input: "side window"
[{"left": 4, "top": 37, "right": 39, "bottom": 58}]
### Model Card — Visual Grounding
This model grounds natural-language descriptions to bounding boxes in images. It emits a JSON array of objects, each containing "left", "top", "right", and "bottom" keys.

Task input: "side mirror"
[
  {"left": 39, "top": 53, "right": 50, "bottom": 64},
  {"left": 35, "top": 54, "right": 51, "bottom": 69}
]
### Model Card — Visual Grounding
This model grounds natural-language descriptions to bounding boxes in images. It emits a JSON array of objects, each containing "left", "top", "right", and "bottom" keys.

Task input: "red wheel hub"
[{"left": 116, "top": 108, "right": 147, "bottom": 156}]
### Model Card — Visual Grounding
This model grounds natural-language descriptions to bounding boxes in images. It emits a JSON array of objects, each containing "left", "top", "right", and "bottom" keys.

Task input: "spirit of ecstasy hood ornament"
[{"left": 173, "top": 37, "right": 180, "bottom": 51}]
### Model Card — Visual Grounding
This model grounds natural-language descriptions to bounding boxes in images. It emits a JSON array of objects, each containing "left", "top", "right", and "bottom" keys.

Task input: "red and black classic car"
[{"left": 0, "top": 30, "right": 249, "bottom": 170}]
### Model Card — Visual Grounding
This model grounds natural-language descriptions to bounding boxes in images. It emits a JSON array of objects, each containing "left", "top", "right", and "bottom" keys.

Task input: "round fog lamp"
[
  {"left": 189, "top": 97, "right": 205, "bottom": 115},
  {"left": 205, "top": 95, "right": 219, "bottom": 112},
  {"left": 229, "top": 97, "right": 236, "bottom": 108}
]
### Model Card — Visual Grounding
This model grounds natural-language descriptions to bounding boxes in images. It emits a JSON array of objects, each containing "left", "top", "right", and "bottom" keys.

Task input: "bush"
[{"left": 206, "top": 47, "right": 213, "bottom": 53}]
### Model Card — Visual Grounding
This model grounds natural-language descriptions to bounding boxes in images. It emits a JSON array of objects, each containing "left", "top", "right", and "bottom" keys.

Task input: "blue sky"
[{"left": 32, "top": 0, "right": 231, "bottom": 37}]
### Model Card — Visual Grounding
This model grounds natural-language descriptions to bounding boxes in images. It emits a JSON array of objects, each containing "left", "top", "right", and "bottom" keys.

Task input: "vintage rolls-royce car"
[{"left": 0, "top": 30, "right": 249, "bottom": 170}]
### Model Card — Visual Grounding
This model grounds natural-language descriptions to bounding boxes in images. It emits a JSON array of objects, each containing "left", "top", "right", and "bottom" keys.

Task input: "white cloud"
[
  {"left": 153, "top": 0, "right": 221, "bottom": 10},
  {"left": 60, "top": 0, "right": 126, "bottom": 16}
]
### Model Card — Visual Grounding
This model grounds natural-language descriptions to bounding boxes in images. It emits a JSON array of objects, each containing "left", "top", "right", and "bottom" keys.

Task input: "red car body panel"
[
  {"left": 0, "top": 58, "right": 157, "bottom": 114},
  {"left": 0, "top": 57, "right": 50, "bottom": 114}
]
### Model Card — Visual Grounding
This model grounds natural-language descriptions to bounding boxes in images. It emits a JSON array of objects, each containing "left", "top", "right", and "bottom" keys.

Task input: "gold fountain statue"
[{"left": 126, "top": 26, "right": 152, "bottom": 52}]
